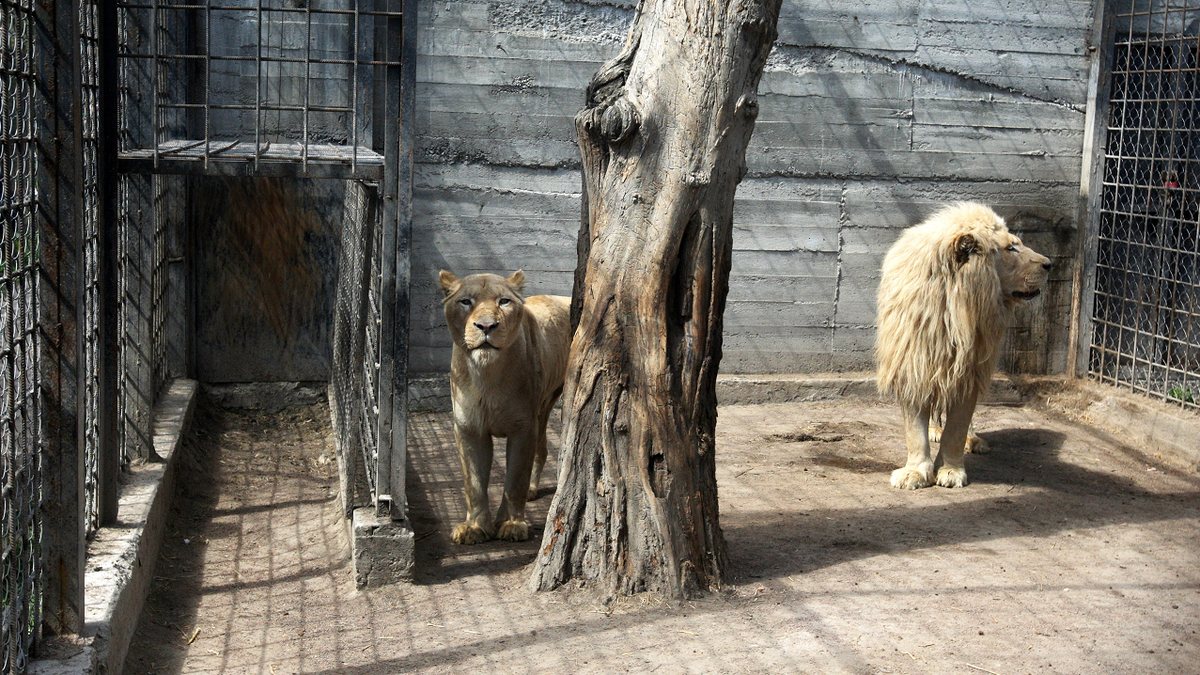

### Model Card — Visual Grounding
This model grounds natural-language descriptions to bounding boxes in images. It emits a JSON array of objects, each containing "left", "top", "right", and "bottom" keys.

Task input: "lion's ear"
[
  {"left": 439, "top": 270, "right": 459, "bottom": 297},
  {"left": 954, "top": 234, "right": 978, "bottom": 266},
  {"left": 507, "top": 270, "right": 527, "bottom": 293}
]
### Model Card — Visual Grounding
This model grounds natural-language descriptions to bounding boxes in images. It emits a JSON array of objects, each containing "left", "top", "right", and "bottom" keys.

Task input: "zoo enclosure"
[
  {"left": 1084, "top": 0, "right": 1200, "bottom": 411},
  {"left": 0, "top": 1, "right": 415, "bottom": 671},
  {"left": 109, "top": 0, "right": 418, "bottom": 521}
]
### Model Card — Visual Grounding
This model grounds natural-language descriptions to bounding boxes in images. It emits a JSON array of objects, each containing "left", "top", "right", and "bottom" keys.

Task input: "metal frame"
[
  {"left": 1080, "top": 0, "right": 1200, "bottom": 410},
  {"left": 115, "top": 0, "right": 405, "bottom": 181},
  {"left": 116, "top": 0, "right": 417, "bottom": 519},
  {"left": 3, "top": 0, "right": 49, "bottom": 665}
]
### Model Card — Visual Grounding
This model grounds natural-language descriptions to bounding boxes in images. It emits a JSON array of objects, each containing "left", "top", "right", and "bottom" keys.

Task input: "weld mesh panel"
[
  {"left": 1092, "top": 0, "right": 1200, "bottom": 410},
  {"left": 80, "top": 0, "right": 103, "bottom": 538},
  {"left": 1, "top": 0, "right": 43, "bottom": 669},
  {"left": 331, "top": 180, "right": 379, "bottom": 509},
  {"left": 115, "top": 0, "right": 399, "bottom": 178}
]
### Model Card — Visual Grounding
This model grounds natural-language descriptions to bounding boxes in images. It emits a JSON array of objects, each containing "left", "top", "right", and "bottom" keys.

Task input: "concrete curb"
[
  {"left": 31, "top": 379, "right": 199, "bottom": 675},
  {"left": 1045, "top": 378, "right": 1200, "bottom": 472}
]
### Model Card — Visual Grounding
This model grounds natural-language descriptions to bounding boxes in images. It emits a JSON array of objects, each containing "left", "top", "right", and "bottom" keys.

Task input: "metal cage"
[
  {"left": 115, "top": 0, "right": 417, "bottom": 519},
  {"left": 1090, "top": 0, "right": 1200, "bottom": 410}
]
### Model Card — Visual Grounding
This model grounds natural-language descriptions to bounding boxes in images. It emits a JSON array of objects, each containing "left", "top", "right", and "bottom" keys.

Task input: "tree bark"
[{"left": 532, "top": 0, "right": 780, "bottom": 600}]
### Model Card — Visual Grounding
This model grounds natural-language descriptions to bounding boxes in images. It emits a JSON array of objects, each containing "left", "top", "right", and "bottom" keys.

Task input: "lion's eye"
[
  {"left": 458, "top": 298, "right": 473, "bottom": 308},
  {"left": 498, "top": 297, "right": 512, "bottom": 306},
  {"left": 1006, "top": 244, "right": 1019, "bottom": 252}
]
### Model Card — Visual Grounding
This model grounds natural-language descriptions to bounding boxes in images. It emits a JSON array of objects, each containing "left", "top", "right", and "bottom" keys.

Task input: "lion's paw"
[
  {"left": 966, "top": 435, "right": 990, "bottom": 454},
  {"left": 936, "top": 466, "right": 969, "bottom": 488},
  {"left": 451, "top": 522, "right": 492, "bottom": 545},
  {"left": 891, "top": 464, "right": 934, "bottom": 490},
  {"left": 495, "top": 519, "right": 531, "bottom": 542}
]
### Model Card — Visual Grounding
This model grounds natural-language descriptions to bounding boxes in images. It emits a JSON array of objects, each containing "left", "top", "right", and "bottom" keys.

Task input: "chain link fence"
[
  {"left": 1092, "top": 0, "right": 1200, "bottom": 410},
  {"left": 1, "top": 0, "right": 44, "bottom": 669}
]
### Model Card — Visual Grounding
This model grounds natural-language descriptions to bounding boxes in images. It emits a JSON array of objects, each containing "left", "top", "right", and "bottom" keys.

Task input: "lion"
[
  {"left": 875, "top": 202, "right": 1050, "bottom": 489},
  {"left": 439, "top": 269, "right": 572, "bottom": 543}
]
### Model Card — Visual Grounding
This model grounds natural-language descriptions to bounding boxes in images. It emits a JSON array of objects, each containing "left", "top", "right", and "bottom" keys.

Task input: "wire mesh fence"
[
  {"left": 1, "top": 0, "right": 44, "bottom": 669},
  {"left": 80, "top": 0, "right": 105, "bottom": 538},
  {"left": 3, "top": 0, "right": 414, "bottom": 666},
  {"left": 1092, "top": 0, "right": 1200, "bottom": 411},
  {"left": 114, "top": 0, "right": 417, "bottom": 518},
  {"left": 115, "top": 0, "right": 404, "bottom": 180}
]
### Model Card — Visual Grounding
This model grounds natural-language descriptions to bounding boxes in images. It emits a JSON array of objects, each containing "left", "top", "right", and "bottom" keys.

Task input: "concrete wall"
[{"left": 410, "top": 0, "right": 1094, "bottom": 376}]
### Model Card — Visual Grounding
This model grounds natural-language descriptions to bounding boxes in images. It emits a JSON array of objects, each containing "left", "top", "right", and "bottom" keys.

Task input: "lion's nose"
[
  {"left": 1042, "top": 259, "right": 1052, "bottom": 270},
  {"left": 474, "top": 320, "right": 497, "bottom": 335}
]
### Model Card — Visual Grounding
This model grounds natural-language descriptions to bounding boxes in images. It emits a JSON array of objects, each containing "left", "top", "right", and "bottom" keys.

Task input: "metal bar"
[
  {"left": 387, "top": 0, "right": 417, "bottom": 521},
  {"left": 117, "top": 156, "right": 385, "bottom": 179},
  {"left": 36, "top": 0, "right": 87, "bottom": 637},
  {"left": 120, "top": 2, "right": 404, "bottom": 16},
  {"left": 374, "top": 0, "right": 397, "bottom": 517},
  {"left": 98, "top": 0, "right": 121, "bottom": 526},
  {"left": 152, "top": 0, "right": 160, "bottom": 168},
  {"left": 302, "top": 2, "right": 310, "bottom": 170},
  {"left": 352, "top": 2, "right": 359, "bottom": 173},
  {"left": 254, "top": 0, "right": 262, "bottom": 171},
  {"left": 1070, "top": 0, "right": 1112, "bottom": 377},
  {"left": 205, "top": 0, "right": 211, "bottom": 170},
  {"left": 117, "top": 52, "right": 399, "bottom": 66}
]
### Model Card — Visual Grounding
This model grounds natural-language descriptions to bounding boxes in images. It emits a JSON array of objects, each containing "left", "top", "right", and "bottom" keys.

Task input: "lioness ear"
[
  {"left": 438, "top": 270, "right": 459, "bottom": 297},
  {"left": 507, "top": 270, "right": 527, "bottom": 293},
  {"left": 954, "top": 234, "right": 977, "bottom": 266}
]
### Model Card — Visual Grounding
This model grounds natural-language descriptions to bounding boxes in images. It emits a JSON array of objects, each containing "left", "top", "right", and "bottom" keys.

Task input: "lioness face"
[
  {"left": 440, "top": 270, "right": 527, "bottom": 360},
  {"left": 994, "top": 232, "right": 1051, "bottom": 303}
]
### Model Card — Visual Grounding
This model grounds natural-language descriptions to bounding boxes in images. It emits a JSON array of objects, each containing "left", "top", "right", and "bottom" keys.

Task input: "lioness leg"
[
  {"left": 934, "top": 391, "right": 979, "bottom": 488},
  {"left": 495, "top": 430, "right": 536, "bottom": 541},
  {"left": 928, "top": 421, "right": 989, "bottom": 454},
  {"left": 451, "top": 427, "right": 495, "bottom": 545},
  {"left": 527, "top": 404, "right": 554, "bottom": 500},
  {"left": 892, "top": 403, "right": 935, "bottom": 490}
]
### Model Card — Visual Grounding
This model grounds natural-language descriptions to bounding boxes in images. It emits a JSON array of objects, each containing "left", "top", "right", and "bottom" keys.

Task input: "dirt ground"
[{"left": 121, "top": 392, "right": 1200, "bottom": 675}]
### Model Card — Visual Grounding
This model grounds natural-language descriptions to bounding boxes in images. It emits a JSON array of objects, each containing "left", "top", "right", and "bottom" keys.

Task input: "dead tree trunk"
[{"left": 531, "top": 0, "right": 780, "bottom": 600}]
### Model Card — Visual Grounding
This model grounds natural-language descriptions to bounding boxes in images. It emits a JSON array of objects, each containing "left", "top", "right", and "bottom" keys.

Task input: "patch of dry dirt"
[{"left": 123, "top": 396, "right": 1200, "bottom": 675}]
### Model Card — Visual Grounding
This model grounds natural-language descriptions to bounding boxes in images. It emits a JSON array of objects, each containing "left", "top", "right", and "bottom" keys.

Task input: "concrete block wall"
[{"left": 411, "top": 0, "right": 1094, "bottom": 376}]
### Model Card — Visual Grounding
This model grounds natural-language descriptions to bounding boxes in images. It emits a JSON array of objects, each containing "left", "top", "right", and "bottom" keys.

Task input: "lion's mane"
[{"left": 875, "top": 202, "right": 1012, "bottom": 411}]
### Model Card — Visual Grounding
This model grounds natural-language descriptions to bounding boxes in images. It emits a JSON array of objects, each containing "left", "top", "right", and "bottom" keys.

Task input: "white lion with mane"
[{"left": 875, "top": 202, "right": 1050, "bottom": 489}]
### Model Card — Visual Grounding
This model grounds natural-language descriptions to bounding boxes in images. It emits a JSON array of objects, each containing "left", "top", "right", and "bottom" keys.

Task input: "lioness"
[
  {"left": 875, "top": 203, "right": 1051, "bottom": 489},
  {"left": 439, "top": 270, "right": 571, "bottom": 543}
]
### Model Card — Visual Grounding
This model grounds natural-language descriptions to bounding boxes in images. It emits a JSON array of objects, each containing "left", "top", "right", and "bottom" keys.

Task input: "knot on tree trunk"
[{"left": 598, "top": 97, "right": 640, "bottom": 144}]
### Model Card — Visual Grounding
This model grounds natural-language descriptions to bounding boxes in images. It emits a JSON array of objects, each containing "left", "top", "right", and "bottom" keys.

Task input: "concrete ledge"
[
  {"left": 1027, "top": 377, "right": 1200, "bottom": 472},
  {"left": 714, "top": 372, "right": 1028, "bottom": 406},
  {"left": 31, "top": 379, "right": 199, "bottom": 675},
  {"left": 349, "top": 507, "right": 415, "bottom": 587}
]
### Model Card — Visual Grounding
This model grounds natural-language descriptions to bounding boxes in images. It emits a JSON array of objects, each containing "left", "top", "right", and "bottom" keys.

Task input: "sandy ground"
[{"left": 121, "top": 394, "right": 1200, "bottom": 675}]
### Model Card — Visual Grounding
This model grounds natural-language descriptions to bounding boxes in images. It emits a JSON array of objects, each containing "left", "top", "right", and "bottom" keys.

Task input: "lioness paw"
[
  {"left": 451, "top": 522, "right": 491, "bottom": 545},
  {"left": 936, "top": 466, "right": 969, "bottom": 488},
  {"left": 966, "top": 435, "right": 990, "bottom": 454},
  {"left": 495, "top": 519, "right": 531, "bottom": 542},
  {"left": 928, "top": 425, "right": 943, "bottom": 444},
  {"left": 891, "top": 465, "right": 934, "bottom": 490}
]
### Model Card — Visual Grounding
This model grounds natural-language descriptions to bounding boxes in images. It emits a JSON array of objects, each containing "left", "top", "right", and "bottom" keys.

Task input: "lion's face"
[
  {"left": 993, "top": 231, "right": 1051, "bottom": 304},
  {"left": 440, "top": 270, "right": 528, "bottom": 362}
]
